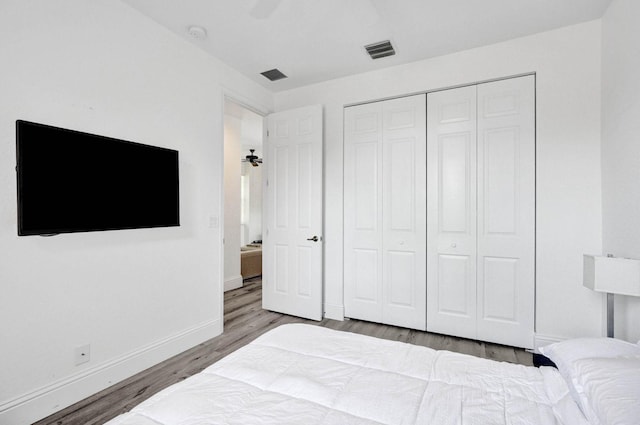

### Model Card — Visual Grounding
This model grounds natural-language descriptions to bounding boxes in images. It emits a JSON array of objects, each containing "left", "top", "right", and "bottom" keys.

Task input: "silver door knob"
[{"left": 307, "top": 236, "right": 319, "bottom": 242}]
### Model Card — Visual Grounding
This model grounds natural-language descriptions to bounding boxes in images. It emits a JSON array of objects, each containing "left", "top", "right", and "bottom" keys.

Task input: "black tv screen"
[{"left": 16, "top": 120, "right": 179, "bottom": 236}]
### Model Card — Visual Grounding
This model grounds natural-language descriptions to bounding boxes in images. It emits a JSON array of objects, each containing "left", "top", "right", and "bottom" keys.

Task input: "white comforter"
[{"left": 106, "top": 324, "right": 588, "bottom": 424}]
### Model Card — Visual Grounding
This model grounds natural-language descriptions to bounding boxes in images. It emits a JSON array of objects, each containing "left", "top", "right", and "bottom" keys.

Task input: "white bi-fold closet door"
[
  {"left": 426, "top": 75, "right": 535, "bottom": 348},
  {"left": 344, "top": 94, "right": 427, "bottom": 331}
]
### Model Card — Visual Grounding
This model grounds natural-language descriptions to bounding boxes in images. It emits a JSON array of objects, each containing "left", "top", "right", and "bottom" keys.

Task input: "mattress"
[{"left": 106, "top": 324, "right": 588, "bottom": 424}]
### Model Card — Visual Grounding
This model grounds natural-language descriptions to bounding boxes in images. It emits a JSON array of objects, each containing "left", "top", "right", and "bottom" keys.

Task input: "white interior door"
[
  {"left": 476, "top": 76, "right": 535, "bottom": 348},
  {"left": 344, "top": 101, "right": 384, "bottom": 323},
  {"left": 381, "top": 96, "right": 427, "bottom": 330},
  {"left": 344, "top": 94, "right": 426, "bottom": 330},
  {"left": 426, "top": 86, "right": 478, "bottom": 339},
  {"left": 426, "top": 76, "right": 535, "bottom": 348},
  {"left": 262, "top": 105, "right": 323, "bottom": 321}
]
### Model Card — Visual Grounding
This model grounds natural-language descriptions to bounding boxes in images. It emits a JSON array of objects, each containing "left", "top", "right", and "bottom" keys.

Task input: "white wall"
[
  {"left": 248, "top": 164, "right": 263, "bottom": 244},
  {"left": 274, "top": 21, "right": 604, "bottom": 344},
  {"left": 0, "top": 0, "right": 272, "bottom": 423},
  {"left": 224, "top": 115, "right": 243, "bottom": 291},
  {"left": 601, "top": 0, "right": 640, "bottom": 342}
]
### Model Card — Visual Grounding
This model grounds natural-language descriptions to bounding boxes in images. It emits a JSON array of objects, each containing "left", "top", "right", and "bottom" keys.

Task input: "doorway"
[
  {"left": 222, "top": 99, "right": 325, "bottom": 324},
  {"left": 223, "top": 98, "right": 265, "bottom": 295}
]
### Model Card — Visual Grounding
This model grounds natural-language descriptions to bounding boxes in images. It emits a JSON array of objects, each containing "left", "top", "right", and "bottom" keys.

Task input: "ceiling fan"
[{"left": 242, "top": 149, "right": 263, "bottom": 167}]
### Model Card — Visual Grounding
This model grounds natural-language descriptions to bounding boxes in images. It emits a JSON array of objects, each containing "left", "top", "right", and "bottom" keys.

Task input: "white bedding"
[{"left": 106, "top": 324, "right": 588, "bottom": 424}]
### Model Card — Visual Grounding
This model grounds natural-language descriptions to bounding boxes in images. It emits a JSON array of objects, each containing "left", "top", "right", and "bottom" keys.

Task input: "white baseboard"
[
  {"left": 224, "top": 275, "right": 243, "bottom": 292},
  {"left": 324, "top": 303, "right": 345, "bottom": 321},
  {"left": 0, "top": 318, "right": 222, "bottom": 425},
  {"left": 534, "top": 333, "right": 566, "bottom": 350}
]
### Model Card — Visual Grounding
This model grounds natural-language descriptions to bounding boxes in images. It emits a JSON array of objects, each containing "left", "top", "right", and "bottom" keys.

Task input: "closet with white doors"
[
  {"left": 343, "top": 76, "right": 535, "bottom": 346},
  {"left": 344, "top": 94, "right": 427, "bottom": 330},
  {"left": 426, "top": 75, "right": 535, "bottom": 348}
]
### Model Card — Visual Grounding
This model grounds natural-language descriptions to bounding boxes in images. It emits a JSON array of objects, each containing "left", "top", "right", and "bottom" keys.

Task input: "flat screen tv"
[{"left": 16, "top": 120, "right": 179, "bottom": 236}]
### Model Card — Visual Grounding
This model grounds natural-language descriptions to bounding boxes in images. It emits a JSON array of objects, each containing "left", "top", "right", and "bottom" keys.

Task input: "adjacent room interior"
[{"left": 223, "top": 98, "right": 264, "bottom": 293}]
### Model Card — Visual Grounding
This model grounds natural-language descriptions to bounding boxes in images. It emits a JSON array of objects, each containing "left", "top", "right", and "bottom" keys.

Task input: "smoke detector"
[{"left": 187, "top": 25, "right": 207, "bottom": 41}]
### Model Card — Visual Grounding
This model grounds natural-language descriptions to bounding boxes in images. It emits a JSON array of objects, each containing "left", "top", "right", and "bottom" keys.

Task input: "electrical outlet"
[{"left": 75, "top": 344, "right": 91, "bottom": 366}]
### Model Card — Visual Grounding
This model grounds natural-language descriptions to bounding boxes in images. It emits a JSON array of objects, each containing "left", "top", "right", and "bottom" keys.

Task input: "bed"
[{"left": 106, "top": 324, "right": 640, "bottom": 425}]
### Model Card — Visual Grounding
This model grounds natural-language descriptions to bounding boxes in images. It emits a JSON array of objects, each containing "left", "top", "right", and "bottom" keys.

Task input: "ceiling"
[{"left": 121, "top": 0, "right": 613, "bottom": 92}]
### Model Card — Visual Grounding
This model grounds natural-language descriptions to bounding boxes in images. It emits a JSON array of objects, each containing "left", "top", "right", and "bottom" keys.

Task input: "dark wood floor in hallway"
[{"left": 36, "top": 277, "right": 532, "bottom": 424}]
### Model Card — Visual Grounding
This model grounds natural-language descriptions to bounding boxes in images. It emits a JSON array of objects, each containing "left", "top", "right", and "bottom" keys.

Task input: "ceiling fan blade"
[{"left": 249, "top": 0, "right": 282, "bottom": 19}]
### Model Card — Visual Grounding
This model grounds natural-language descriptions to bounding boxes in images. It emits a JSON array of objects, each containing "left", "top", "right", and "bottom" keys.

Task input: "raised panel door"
[
  {"left": 344, "top": 95, "right": 426, "bottom": 329},
  {"left": 427, "top": 86, "right": 478, "bottom": 339},
  {"left": 344, "top": 102, "right": 384, "bottom": 322},
  {"left": 263, "top": 105, "right": 323, "bottom": 320},
  {"left": 382, "top": 95, "right": 426, "bottom": 330},
  {"left": 476, "top": 76, "right": 535, "bottom": 348}
]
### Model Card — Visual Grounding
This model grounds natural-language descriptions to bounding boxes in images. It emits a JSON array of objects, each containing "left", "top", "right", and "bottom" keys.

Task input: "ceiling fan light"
[{"left": 243, "top": 149, "right": 262, "bottom": 167}]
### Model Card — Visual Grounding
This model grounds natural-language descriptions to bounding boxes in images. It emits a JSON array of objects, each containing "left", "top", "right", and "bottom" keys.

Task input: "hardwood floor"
[{"left": 36, "top": 277, "right": 532, "bottom": 424}]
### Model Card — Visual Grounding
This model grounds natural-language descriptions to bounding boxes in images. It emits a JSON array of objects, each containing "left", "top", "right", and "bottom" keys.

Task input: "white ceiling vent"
[{"left": 364, "top": 40, "right": 395, "bottom": 59}]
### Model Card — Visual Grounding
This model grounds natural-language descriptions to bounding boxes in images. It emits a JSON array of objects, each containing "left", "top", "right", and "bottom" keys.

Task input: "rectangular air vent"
[
  {"left": 260, "top": 68, "right": 288, "bottom": 81},
  {"left": 365, "top": 40, "right": 395, "bottom": 59}
]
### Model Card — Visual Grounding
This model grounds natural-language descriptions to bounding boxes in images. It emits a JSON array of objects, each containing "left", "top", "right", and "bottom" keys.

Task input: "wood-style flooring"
[{"left": 36, "top": 277, "right": 532, "bottom": 425}]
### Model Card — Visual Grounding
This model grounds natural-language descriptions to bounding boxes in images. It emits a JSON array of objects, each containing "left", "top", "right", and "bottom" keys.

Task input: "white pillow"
[
  {"left": 539, "top": 337, "right": 640, "bottom": 363},
  {"left": 572, "top": 356, "right": 640, "bottom": 425},
  {"left": 538, "top": 338, "right": 640, "bottom": 415}
]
